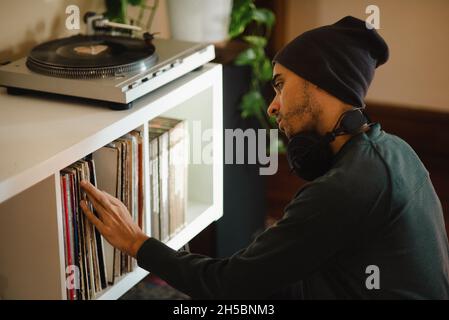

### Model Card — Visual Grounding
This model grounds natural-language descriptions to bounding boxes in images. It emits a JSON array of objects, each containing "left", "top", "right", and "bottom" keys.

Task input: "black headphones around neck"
[
  {"left": 326, "top": 107, "right": 370, "bottom": 141},
  {"left": 286, "top": 108, "right": 372, "bottom": 181}
]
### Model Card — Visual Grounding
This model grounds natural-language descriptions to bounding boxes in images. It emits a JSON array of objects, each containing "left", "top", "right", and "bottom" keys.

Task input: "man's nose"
[{"left": 267, "top": 99, "right": 280, "bottom": 117}]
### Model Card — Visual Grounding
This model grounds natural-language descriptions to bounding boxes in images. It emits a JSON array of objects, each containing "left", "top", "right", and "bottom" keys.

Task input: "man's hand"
[{"left": 79, "top": 180, "right": 149, "bottom": 258}]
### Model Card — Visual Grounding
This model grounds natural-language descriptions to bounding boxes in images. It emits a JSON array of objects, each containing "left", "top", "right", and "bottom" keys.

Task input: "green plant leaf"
[
  {"left": 128, "top": 0, "right": 143, "bottom": 6},
  {"left": 234, "top": 48, "right": 257, "bottom": 66},
  {"left": 228, "top": 0, "right": 255, "bottom": 38},
  {"left": 104, "top": 0, "right": 127, "bottom": 23},
  {"left": 242, "top": 36, "right": 267, "bottom": 48},
  {"left": 104, "top": 0, "right": 143, "bottom": 23},
  {"left": 252, "top": 8, "right": 275, "bottom": 28},
  {"left": 240, "top": 90, "right": 265, "bottom": 118},
  {"left": 252, "top": 46, "right": 266, "bottom": 60},
  {"left": 268, "top": 114, "right": 277, "bottom": 128},
  {"left": 260, "top": 57, "right": 273, "bottom": 82}
]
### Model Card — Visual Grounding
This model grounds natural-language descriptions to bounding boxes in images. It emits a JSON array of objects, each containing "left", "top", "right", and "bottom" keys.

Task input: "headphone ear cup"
[
  {"left": 287, "top": 133, "right": 319, "bottom": 171},
  {"left": 287, "top": 132, "right": 333, "bottom": 181},
  {"left": 339, "top": 109, "right": 368, "bottom": 135}
]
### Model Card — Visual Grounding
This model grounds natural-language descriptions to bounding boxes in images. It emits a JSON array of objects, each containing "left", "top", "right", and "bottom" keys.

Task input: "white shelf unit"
[{"left": 0, "top": 63, "right": 223, "bottom": 300}]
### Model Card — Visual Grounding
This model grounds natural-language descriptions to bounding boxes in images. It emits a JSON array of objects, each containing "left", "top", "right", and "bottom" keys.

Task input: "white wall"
[
  {"left": 0, "top": 0, "right": 170, "bottom": 63},
  {"left": 284, "top": 0, "right": 449, "bottom": 112}
]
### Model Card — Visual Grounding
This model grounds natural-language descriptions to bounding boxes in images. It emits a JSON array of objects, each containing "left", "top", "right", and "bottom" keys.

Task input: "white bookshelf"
[{"left": 0, "top": 63, "right": 223, "bottom": 300}]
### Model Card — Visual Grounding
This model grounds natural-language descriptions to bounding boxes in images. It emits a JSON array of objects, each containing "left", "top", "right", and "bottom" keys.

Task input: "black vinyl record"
[{"left": 26, "top": 35, "right": 158, "bottom": 79}]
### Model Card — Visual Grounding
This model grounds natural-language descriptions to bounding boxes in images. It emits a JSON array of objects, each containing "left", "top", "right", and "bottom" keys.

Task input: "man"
[{"left": 80, "top": 16, "right": 449, "bottom": 299}]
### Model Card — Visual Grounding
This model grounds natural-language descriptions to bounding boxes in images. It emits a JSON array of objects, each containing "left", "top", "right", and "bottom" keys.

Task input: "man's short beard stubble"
[{"left": 282, "top": 81, "right": 321, "bottom": 137}]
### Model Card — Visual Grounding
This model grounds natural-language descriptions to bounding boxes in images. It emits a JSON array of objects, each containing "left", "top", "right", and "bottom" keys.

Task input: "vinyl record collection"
[
  {"left": 149, "top": 117, "right": 188, "bottom": 242},
  {"left": 60, "top": 117, "right": 188, "bottom": 300},
  {"left": 60, "top": 158, "right": 107, "bottom": 300}
]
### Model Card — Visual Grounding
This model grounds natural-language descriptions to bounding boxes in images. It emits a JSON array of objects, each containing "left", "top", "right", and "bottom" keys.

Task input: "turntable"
[{"left": 0, "top": 13, "right": 215, "bottom": 110}]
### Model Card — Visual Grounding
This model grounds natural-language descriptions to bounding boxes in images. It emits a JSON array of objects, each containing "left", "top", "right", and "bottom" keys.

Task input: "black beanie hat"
[{"left": 273, "top": 16, "right": 389, "bottom": 108}]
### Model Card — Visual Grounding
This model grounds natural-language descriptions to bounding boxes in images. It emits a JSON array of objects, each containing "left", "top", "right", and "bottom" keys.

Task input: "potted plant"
[
  {"left": 166, "top": 0, "right": 233, "bottom": 43},
  {"left": 228, "top": 0, "right": 284, "bottom": 152}
]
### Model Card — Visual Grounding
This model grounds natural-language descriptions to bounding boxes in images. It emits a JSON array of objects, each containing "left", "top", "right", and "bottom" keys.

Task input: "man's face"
[{"left": 267, "top": 63, "right": 321, "bottom": 139}]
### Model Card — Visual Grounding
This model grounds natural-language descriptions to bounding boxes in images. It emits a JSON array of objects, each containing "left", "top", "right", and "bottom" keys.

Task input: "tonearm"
[{"left": 84, "top": 12, "right": 142, "bottom": 36}]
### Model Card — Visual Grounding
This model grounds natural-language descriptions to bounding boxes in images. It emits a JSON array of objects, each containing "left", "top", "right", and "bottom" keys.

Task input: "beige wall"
[
  {"left": 0, "top": 0, "right": 170, "bottom": 63},
  {"left": 285, "top": 0, "right": 449, "bottom": 112},
  {"left": 1, "top": 1, "right": 447, "bottom": 112}
]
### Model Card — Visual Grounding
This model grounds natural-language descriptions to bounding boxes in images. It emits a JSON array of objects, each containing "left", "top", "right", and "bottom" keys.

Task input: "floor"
[{"left": 120, "top": 274, "right": 190, "bottom": 300}]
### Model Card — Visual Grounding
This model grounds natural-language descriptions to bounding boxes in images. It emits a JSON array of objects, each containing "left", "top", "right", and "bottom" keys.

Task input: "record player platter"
[{"left": 26, "top": 35, "right": 158, "bottom": 79}]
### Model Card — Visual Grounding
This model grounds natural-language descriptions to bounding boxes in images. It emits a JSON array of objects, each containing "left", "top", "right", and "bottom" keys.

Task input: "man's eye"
[{"left": 274, "top": 82, "right": 283, "bottom": 91}]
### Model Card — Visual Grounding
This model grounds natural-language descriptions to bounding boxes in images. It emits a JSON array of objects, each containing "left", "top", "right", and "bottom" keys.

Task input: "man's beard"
[{"left": 279, "top": 86, "right": 320, "bottom": 138}]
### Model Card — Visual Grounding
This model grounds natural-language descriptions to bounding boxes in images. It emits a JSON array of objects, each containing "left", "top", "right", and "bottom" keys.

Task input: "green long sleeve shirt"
[{"left": 137, "top": 123, "right": 449, "bottom": 299}]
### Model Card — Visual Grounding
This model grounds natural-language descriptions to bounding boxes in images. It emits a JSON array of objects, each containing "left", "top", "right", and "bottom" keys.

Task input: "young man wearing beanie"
[{"left": 80, "top": 16, "right": 449, "bottom": 299}]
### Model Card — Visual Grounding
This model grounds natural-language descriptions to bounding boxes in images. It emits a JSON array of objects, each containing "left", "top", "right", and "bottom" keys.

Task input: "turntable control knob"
[{"left": 171, "top": 60, "right": 182, "bottom": 67}]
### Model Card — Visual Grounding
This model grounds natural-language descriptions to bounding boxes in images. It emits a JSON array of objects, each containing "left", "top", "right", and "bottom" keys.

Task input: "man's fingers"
[
  {"left": 84, "top": 190, "right": 111, "bottom": 221},
  {"left": 80, "top": 180, "right": 124, "bottom": 212},
  {"left": 102, "top": 191, "right": 123, "bottom": 207},
  {"left": 80, "top": 200, "right": 105, "bottom": 233},
  {"left": 80, "top": 180, "right": 110, "bottom": 209}
]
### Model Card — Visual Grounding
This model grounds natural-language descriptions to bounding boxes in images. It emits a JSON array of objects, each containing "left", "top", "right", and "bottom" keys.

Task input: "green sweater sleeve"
[{"left": 136, "top": 178, "right": 380, "bottom": 299}]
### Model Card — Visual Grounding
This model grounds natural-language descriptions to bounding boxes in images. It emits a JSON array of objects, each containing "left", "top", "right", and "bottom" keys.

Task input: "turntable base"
[{"left": 6, "top": 86, "right": 134, "bottom": 110}]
